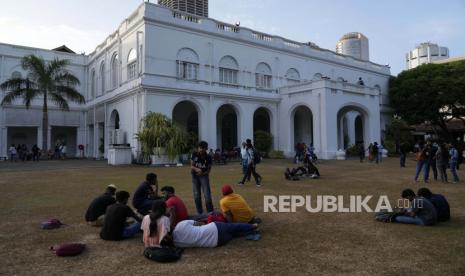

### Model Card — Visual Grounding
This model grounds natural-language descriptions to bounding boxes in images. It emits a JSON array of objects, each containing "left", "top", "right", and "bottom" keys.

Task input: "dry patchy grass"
[{"left": 0, "top": 157, "right": 465, "bottom": 275}]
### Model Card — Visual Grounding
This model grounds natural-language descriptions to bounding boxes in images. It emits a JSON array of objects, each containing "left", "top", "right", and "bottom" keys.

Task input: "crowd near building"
[{"left": 0, "top": 0, "right": 391, "bottom": 160}]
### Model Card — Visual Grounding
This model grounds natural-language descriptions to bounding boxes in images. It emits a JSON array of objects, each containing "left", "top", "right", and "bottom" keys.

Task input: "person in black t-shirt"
[
  {"left": 132, "top": 173, "right": 161, "bottom": 215},
  {"left": 191, "top": 141, "right": 213, "bottom": 214},
  {"left": 85, "top": 184, "right": 117, "bottom": 226},
  {"left": 100, "top": 191, "right": 142, "bottom": 241}
]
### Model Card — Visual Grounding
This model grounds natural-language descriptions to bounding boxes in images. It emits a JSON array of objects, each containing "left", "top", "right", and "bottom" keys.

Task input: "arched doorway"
[
  {"left": 172, "top": 101, "right": 199, "bottom": 138},
  {"left": 337, "top": 105, "right": 369, "bottom": 150},
  {"left": 292, "top": 105, "right": 313, "bottom": 147},
  {"left": 216, "top": 104, "right": 238, "bottom": 151},
  {"left": 253, "top": 107, "right": 271, "bottom": 134},
  {"left": 110, "top": 110, "right": 120, "bottom": 130}
]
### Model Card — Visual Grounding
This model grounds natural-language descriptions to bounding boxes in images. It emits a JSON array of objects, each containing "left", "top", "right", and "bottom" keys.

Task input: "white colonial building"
[{"left": 0, "top": 2, "right": 391, "bottom": 160}]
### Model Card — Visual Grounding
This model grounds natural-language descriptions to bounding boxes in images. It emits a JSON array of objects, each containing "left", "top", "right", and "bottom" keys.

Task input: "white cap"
[{"left": 107, "top": 184, "right": 117, "bottom": 190}]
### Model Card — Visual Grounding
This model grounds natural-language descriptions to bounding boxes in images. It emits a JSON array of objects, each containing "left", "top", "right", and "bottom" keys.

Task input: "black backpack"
[{"left": 143, "top": 246, "right": 183, "bottom": 263}]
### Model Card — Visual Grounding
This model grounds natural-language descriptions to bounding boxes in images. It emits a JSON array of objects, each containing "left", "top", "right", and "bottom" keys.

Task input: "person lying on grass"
[
  {"left": 394, "top": 189, "right": 437, "bottom": 226},
  {"left": 141, "top": 200, "right": 171, "bottom": 248},
  {"left": 219, "top": 184, "right": 260, "bottom": 224},
  {"left": 85, "top": 184, "right": 117, "bottom": 227},
  {"left": 417, "top": 187, "right": 450, "bottom": 222},
  {"left": 173, "top": 219, "right": 260, "bottom": 248},
  {"left": 100, "top": 191, "right": 142, "bottom": 241}
]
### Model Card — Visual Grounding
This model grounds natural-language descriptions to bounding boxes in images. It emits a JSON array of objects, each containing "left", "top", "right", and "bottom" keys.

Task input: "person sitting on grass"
[
  {"left": 141, "top": 200, "right": 171, "bottom": 248},
  {"left": 85, "top": 184, "right": 117, "bottom": 226},
  {"left": 304, "top": 152, "right": 320, "bottom": 178},
  {"left": 100, "top": 191, "right": 142, "bottom": 241},
  {"left": 161, "top": 186, "right": 189, "bottom": 228},
  {"left": 133, "top": 173, "right": 161, "bottom": 215},
  {"left": 394, "top": 189, "right": 437, "bottom": 226},
  {"left": 173, "top": 219, "right": 260, "bottom": 248},
  {"left": 219, "top": 184, "right": 258, "bottom": 224},
  {"left": 417, "top": 188, "right": 450, "bottom": 222}
]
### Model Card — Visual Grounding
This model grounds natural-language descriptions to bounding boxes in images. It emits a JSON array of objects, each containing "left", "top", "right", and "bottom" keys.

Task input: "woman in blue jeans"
[{"left": 394, "top": 189, "right": 437, "bottom": 226}]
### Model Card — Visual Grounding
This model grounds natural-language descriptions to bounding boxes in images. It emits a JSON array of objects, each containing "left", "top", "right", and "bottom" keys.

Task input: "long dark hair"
[{"left": 149, "top": 200, "right": 166, "bottom": 237}]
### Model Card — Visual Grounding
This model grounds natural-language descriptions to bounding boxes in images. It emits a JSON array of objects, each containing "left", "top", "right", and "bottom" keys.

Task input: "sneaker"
[
  {"left": 246, "top": 234, "right": 255, "bottom": 240},
  {"left": 256, "top": 183, "right": 262, "bottom": 187},
  {"left": 253, "top": 233, "right": 261, "bottom": 241},
  {"left": 237, "top": 182, "right": 244, "bottom": 186}
]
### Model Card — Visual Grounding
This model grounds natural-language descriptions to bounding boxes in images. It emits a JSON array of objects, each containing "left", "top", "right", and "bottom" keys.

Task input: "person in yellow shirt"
[{"left": 219, "top": 184, "right": 257, "bottom": 223}]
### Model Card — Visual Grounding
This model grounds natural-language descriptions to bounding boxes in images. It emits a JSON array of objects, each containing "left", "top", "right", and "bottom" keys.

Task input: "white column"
[
  {"left": 37, "top": 127, "right": 42, "bottom": 150},
  {"left": 319, "top": 89, "right": 338, "bottom": 159},
  {"left": 47, "top": 126, "right": 52, "bottom": 150},
  {"left": 206, "top": 96, "right": 217, "bottom": 150},
  {"left": 345, "top": 111, "right": 359, "bottom": 146},
  {"left": 1, "top": 127, "right": 6, "bottom": 158},
  {"left": 241, "top": 105, "right": 253, "bottom": 144}
]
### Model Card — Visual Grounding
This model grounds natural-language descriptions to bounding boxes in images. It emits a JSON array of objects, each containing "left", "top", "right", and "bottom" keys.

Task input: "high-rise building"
[
  {"left": 158, "top": 0, "right": 208, "bottom": 17},
  {"left": 406, "top": 42, "right": 449, "bottom": 69},
  {"left": 336, "top": 32, "right": 369, "bottom": 61}
]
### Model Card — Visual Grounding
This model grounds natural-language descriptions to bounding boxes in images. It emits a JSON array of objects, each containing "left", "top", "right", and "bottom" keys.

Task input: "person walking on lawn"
[{"left": 238, "top": 139, "right": 262, "bottom": 187}]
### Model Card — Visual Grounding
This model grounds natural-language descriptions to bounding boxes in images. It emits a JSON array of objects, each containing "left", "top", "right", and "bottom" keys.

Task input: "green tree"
[
  {"left": 254, "top": 130, "right": 273, "bottom": 154},
  {"left": 135, "top": 112, "right": 188, "bottom": 159},
  {"left": 384, "top": 118, "right": 412, "bottom": 152},
  {"left": 1, "top": 55, "right": 85, "bottom": 152},
  {"left": 389, "top": 60, "right": 465, "bottom": 141}
]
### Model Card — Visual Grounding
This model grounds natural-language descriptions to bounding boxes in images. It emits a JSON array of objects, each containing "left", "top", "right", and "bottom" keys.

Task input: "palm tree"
[{"left": 1, "top": 55, "right": 85, "bottom": 153}]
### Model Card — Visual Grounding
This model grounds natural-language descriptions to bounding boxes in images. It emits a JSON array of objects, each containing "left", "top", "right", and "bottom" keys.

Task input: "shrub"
[
  {"left": 269, "top": 150, "right": 285, "bottom": 159},
  {"left": 254, "top": 130, "right": 273, "bottom": 154},
  {"left": 345, "top": 144, "right": 359, "bottom": 157},
  {"left": 384, "top": 140, "right": 396, "bottom": 156}
]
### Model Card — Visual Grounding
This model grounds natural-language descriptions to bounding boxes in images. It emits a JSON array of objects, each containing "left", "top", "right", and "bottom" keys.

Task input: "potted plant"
[{"left": 135, "top": 112, "right": 187, "bottom": 165}]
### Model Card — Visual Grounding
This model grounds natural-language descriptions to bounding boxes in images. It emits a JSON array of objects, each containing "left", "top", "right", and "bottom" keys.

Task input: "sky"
[{"left": 0, "top": 0, "right": 464, "bottom": 75}]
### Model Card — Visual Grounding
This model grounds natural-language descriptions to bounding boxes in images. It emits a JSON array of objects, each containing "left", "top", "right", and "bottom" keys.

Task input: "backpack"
[
  {"left": 51, "top": 243, "right": 86, "bottom": 257},
  {"left": 143, "top": 246, "right": 183, "bottom": 263},
  {"left": 253, "top": 149, "right": 261, "bottom": 164},
  {"left": 41, "top": 219, "right": 65, "bottom": 229}
]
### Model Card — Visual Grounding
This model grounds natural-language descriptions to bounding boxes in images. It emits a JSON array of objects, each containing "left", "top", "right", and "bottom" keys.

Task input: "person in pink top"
[{"left": 141, "top": 200, "right": 171, "bottom": 248}]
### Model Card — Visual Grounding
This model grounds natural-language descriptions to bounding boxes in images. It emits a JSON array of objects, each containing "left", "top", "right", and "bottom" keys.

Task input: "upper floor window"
[
  {"left": 90, "top": 69, "right": 96, "bottom": 99},
  {"left": 176, "top": 48, "right": 199, "bottom": 81},
  {"left": 127, "top": 49, "right": 137, "bottom": 80},
  {"left": 285, "top": 68, "right": 300, "bottom": 85},
  {"left": 111, "top": 53, "right": 119, "bottom": 88},
  {"left": 11, "top": 71, "right": 22, "bottom": 79},
  {"left": 99, "top": 62, "right": 105, "bottom": 95},
  {"left": 219, "top": 56, "right": 239, "bottom": 86},
  {"left": 255, "top": 62, "right": 272, "bottom": 89}
]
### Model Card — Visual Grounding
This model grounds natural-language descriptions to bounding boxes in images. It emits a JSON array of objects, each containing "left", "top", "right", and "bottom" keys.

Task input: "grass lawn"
[{"left": 1, "top": 157, "right": 465, "bottom": 275}]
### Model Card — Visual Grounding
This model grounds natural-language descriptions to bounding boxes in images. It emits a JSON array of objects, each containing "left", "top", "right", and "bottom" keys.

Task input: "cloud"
[{"left": 0, "top": 17, "right": 106, "bottom": 54}]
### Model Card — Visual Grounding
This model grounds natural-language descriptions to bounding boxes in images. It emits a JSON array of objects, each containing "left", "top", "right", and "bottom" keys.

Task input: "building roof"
[
  {"left": 52, "top": 45, "right": 76, "bottom": 54},
  {"left": 432, "top": 56, "right": 465, "bottom": 64}
]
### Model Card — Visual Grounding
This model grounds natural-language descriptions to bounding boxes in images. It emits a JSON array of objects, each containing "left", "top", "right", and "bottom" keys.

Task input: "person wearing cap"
[
  {"left": 219, "top": 184, "right": 257, "bottom": 223},
  {"left": 85, "top": 184, "right": 117, "bottom": 226},
  {"left": 133, "top": 173, "right": 161, "bottom": 216}
]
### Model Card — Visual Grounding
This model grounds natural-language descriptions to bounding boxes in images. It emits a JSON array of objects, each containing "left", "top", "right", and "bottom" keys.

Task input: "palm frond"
[
  {"left": 47, "top": 58, "right": 70, "bottom": 78},
  {"left": 0, "top": 78, "right": 27, "bottom": 91},
  {"left": 54, "top": 72, "right": 80, "bottom": 86},
  {"left": 53, "top": 86, "right": 85, "bottom": 104},
  {"left": 21, "top": 55, "right": 46, "bottom": 79},
  {"left": 48, "top": 92, "right": 70, "bottom": 111}
]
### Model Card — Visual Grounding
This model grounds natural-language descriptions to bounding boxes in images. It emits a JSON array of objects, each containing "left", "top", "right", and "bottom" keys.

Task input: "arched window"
[
  {"left": 99, "top": 62, "right": 105, "bottom": 95},
  {"left": 111, "top": 53, "right": 119, "bottom": 88},
  {"left": 313, "top": 73, "right": 322, "bottom": 80},
  {"left": 11, "top": 71, "right": 22, "bottom": 79},
  {"left": 219, "top": 55, "right": 239, "bottom": 86},
  {"left": 256, "top": 62, "right": 272, "bottom": 89},
  {"left": 127, "top": 49, "right": 137, "bottom": 80},
  {"left": 176, "top": 48, "right": 199, "bottom": 80},
  {"left": 285, "top": 68, "right": 300, "bottom": 85},
  {"left": 90, "top": 69, "right": 96, "bottom": 99}
]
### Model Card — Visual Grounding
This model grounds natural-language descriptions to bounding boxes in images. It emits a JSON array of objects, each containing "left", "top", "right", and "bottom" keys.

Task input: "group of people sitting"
[
  {"left": 84, "top": 173, "right": 261, "bottom": 249},
  {"left": 285, "top": 150, "right": 320, "bottom": 180},
  {"left": 377, "top": 187, "right": 450, "bottom": 226}
]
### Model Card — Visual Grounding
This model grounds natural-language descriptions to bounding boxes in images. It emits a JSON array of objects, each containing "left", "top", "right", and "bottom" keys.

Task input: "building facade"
[
  {"left": 406, "top": 42, "right": 449, "bottom": 70},
  {"left": 0, "top": 3, "right": 391, "bottom": 160},
  {"left": 336, "top": 32, "right": 369, "bottom": 61}
]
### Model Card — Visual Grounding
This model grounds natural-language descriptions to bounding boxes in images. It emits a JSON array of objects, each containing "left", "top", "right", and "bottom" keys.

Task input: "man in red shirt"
[{"left": 161, "top": 186, "right": 189, "bottom": 228}]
